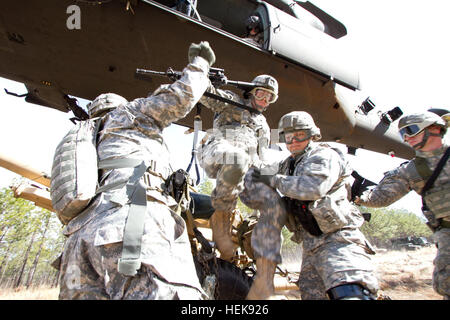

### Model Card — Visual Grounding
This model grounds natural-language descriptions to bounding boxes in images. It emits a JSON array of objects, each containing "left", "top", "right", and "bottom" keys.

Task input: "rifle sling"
[
  {"left": 420, "top": 147, "right": 450, "bottom": 231},
  {"left": 203, "top": 91, "right": 261, "bottom": 115},
  {"left": 421, "top": 147, "right": 450, "bottom": 198}
]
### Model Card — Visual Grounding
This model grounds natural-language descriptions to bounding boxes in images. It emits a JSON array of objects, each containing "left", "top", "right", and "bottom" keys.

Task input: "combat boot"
[
  {"left": 246, "top": 257, "right": 277, "bottom": 300},
  {"left": 210, "top": 210, "right": 238, "bottom": 261}
]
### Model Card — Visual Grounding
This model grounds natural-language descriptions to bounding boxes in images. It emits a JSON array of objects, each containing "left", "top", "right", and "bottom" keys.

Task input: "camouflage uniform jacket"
[
  {"left": 61, "top": 56, "right": 210, "bottom": 290},
  {"left": 359, "top": 143, "right": 450, "bottom": 222},
  {"left": 269, "top": 142, "right": 366, "bottom": 251},
  {"left": 242, "top": 32, "right": 264, "bottom": 47},
  {"left": 199, "top": 86, "right": 270, "bottom": 167}
]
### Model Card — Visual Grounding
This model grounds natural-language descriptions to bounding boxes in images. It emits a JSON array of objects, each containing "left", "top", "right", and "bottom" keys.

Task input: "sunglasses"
[{"left": 399, "top": 124, "right": 423, "bottom": 140}]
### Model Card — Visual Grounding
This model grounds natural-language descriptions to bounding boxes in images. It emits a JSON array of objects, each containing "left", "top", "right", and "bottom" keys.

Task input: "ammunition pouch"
[{"left": 283, "top": 197, "right": 322, "bottom": 237}]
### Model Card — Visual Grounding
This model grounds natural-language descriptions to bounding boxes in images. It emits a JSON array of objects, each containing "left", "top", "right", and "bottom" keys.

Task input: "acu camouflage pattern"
[
  {"left": 243, "top": 142, "right": 378, "bottom": 299},
  {"left": 359, "top": 143, "right": 450, "bottom": 298},
  {"left": 240, "top": 168, "right": 288, "bottom": 264},
  {"left": 58, "top": 56, "right": 211, "bottom": 300},
  {"left": 198, "top": 86, "right": 270, "bottom": 212}
]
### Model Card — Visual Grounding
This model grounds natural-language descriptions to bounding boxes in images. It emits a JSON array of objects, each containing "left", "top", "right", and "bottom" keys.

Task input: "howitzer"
[{"left": 135, "top": 67, "right": 262, "bottom": 114}]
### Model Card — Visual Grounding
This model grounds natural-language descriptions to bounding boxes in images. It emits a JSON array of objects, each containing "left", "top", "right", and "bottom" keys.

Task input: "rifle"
[
  {"left": 351, "top": 170, "right": 377, "bottom": 202},
  {"left": 135, "top": 67, "right": 262, "bottom": 114},
  {"left": 136, "top": 67, "right": 258, "bottom": 92},
  {"left": 351, "top": 171, "right": 378, "bottom": 222}
]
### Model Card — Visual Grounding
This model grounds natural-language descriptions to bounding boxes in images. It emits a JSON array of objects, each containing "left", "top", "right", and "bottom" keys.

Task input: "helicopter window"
[
  {"left": 159, "top": 0, "right": 271, "bottom": 49},
  {"left": 171, "top": 0, "right": 202, "bottom": 20},
  {"left": 241, "top": 14, "right": 265, "bottom": 48}
]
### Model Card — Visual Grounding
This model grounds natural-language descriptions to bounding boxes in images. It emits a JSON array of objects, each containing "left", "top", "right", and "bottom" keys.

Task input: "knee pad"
[{"left": 327, "top": 283, "right": 375, "bottom": 300}]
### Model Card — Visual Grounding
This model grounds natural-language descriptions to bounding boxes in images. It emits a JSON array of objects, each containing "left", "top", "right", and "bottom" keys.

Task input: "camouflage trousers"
[
  {"left": 58, "top": 201, "right": 204, "bottom": 300},
  {"left": 298, "top": 230, "right": 379, "bottom": 300},
  {"left": 199, "top": 137, "right": 253, "bottom": 212},
  {"left": 433, "top": 227, "right": 450, "bottom": 299},
  {"left": 239, "top": 168, "right": 288, "bottom": 264}
]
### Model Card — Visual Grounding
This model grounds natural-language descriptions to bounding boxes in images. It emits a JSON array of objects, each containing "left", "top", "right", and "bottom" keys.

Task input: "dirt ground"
[
  {"left": 0, "top": 246, "right": 442, "bottom": 300},
  {"left": 373, "top": 246, "right": 441, "bottom": 300},
  {"left": 275, "top": 245, "right": 441, "bottom": 300}
]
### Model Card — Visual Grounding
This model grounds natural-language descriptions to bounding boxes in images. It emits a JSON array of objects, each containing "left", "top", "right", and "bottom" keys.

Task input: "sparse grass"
[{"left": 0, "top": 286, "right": 59, "bottom": 300}]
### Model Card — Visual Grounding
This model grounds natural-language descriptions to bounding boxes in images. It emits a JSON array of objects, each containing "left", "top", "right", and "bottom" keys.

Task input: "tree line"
[{"left": 0, "top": 188, "right": 64, "bottom": 289}]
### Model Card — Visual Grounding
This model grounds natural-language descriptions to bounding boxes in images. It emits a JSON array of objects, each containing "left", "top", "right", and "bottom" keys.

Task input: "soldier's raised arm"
[{"left": 130, "top": 41, "right": 215, "bottom": 128}]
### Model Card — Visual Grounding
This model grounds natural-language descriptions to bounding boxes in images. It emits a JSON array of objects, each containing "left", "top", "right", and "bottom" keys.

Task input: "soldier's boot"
[
  {"left": 246, "top": 257, "right": 277, "bottom": 300},
  {"left": 210, "top": 210, "right": 238, "bottom": 262}
]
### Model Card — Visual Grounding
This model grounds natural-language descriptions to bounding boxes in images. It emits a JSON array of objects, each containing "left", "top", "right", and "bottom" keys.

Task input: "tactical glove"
[
  {"left": 251, "top": 168, "right": 274, "bottom": 187},
  {"left": 188, "top": 41, "right": 216, "bottom": 67}
]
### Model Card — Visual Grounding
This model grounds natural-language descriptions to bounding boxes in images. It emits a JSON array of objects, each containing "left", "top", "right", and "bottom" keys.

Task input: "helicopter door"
[{"left": 254, "top": 2, "right": 360, "bottom": 91}]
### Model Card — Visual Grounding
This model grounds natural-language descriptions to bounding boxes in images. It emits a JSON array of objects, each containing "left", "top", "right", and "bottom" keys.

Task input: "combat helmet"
[
  {"left": 428, "top": 108, "right": 450, "bottom": 129},
  {"left": 398, "top": 111, "right": 447, "bottom": 140},
  {"left": 88, "top": 93, "right": 128, "bottom": 118},
  {"left": 249, "top": 75, "right": 278, "bottom": 103},
  {"left": 398, "top": 111, "right": 447, "bottom": 149},
  {"left": 278, "top": 111, "right": 321, "bottom": 143},
  {"left": 245, "top": 15, "right": 261, "bottom": 32}
]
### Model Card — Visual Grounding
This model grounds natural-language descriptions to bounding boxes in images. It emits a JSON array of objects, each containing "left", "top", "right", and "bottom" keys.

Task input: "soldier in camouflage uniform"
[
  {"left": 197, "top": 74, "right": 278, "bottom": 261},
  {"left": 243, "top": 111, "right": 379, "bottom": 300},
  {"left": 242, "top": 15, "right": 264, "bottom": 47},
  {"left": 356, "top": 111, "right": 449, "bottom": 299},
  {"left": 58, "top": 42, "right": 216, "bottom": 299}
]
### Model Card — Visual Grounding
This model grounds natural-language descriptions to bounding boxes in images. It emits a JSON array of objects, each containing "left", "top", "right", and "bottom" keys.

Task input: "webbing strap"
[
  {"left": 95, "top": 158, "right": 144, "bottom": 194},
  {"left": 421, "top": 147, "right": 450, "bottom": 197},
  {"left": 117, "top": 161, "right": 148, "bottom": 276},
  {"left": 94, "top": 157, "right": 149, "bottom": 277}
]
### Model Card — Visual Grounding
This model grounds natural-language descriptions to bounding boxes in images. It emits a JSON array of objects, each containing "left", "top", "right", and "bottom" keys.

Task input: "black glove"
[
  {"left": 251, "top": 168, "right": 273, "bottom": 187},
  {"left": 188, "top": 41, "right": 216, "bottom": 67}
]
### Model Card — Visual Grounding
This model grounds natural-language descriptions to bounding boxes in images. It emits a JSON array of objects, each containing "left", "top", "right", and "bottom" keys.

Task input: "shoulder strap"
[
  {"left": 421, "top": 147, "right": 450, "bottom": 197},
  {"left": 117, "top": 161, "right": 149, "bottom": 277}
]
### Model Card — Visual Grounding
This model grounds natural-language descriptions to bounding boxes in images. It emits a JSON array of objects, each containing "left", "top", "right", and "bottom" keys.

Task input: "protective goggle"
[
  {"left": 398, "top": 124, "right": 424, "bottom": 140},
  {"left": 279, "top": 130, "right": 311, "bottom": 144},
  {"left": 249, "top": 88, "right": 277, "bottom": 104}
]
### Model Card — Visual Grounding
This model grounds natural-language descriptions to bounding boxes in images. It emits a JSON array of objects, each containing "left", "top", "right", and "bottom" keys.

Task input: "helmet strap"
[{"left": 411, "top": 129, "right": 441, "bottom": 149}]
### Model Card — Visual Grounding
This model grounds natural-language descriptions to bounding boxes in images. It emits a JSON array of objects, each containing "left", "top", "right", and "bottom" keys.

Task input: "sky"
[{"left": 1, "top": 0, "right": 449, "bottom": 217}]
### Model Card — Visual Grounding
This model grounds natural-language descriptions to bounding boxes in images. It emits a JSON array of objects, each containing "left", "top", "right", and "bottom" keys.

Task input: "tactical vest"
[
  {"left": 282, "top": 143, "right": 363, "bottom": 235},
  {"left": 413, "top": 152, "right": 450, "bottom": 220}
]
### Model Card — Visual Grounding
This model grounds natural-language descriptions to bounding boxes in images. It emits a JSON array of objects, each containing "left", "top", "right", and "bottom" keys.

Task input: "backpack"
[{"left": 50, "top": 118, "right": 103, "bottom": 225}]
